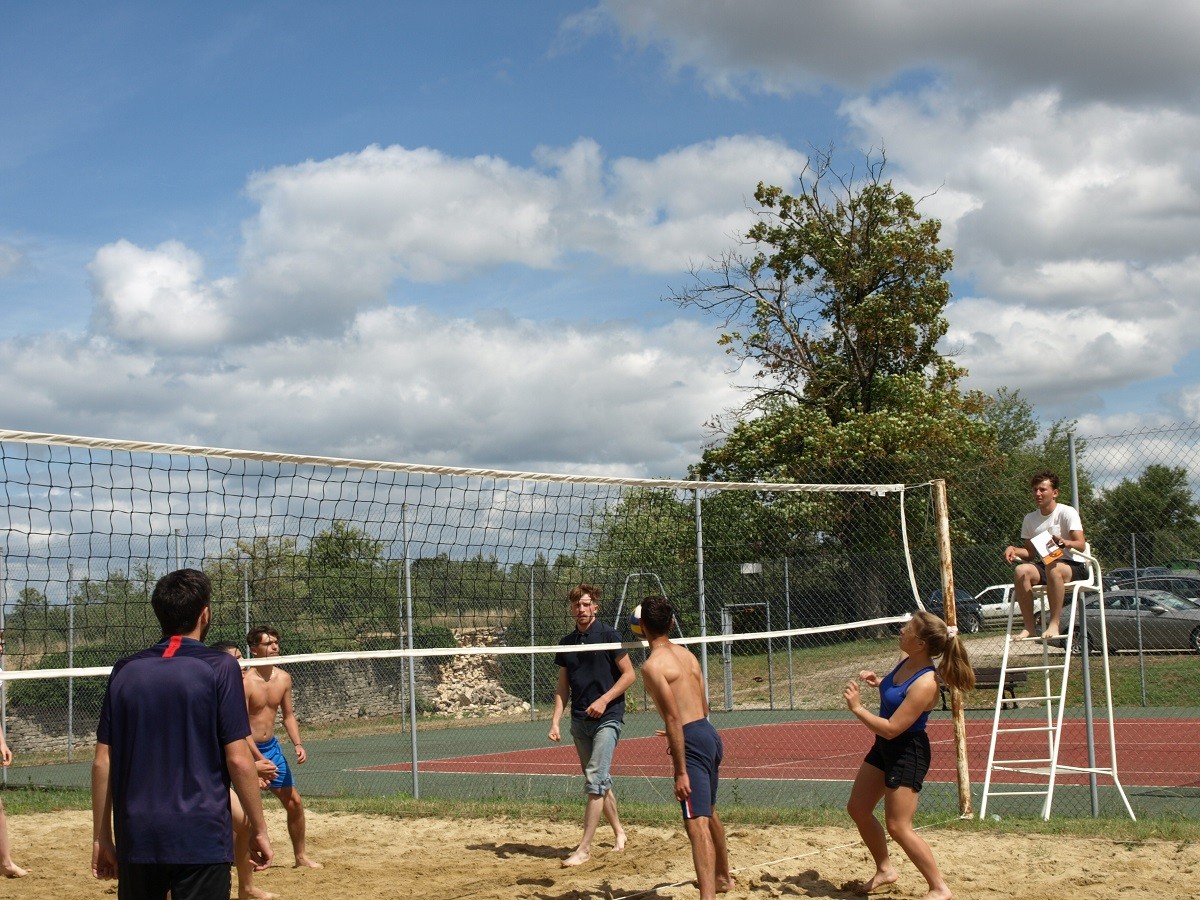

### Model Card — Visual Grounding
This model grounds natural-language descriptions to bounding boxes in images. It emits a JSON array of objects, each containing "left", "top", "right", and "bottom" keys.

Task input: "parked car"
[
  {"left": 925, "top": 588, "right": 984, "bottom": 634},
  {"left": 973, "top": 583, "right": 1047, "bottom": 628},
  {"left": 1059, "top": 589, "right": 1200, "bottom": 654},
  {"left": 1107, "top": 566, "right": 1170, "bottom": 582},
  {"left": 1112, "top": 573, "right": 1200, "bottom": 603}
]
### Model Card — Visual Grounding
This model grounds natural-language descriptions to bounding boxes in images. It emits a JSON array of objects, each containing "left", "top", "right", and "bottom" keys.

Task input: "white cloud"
[
  {"left": 590, "top": 0, "right": 1200, "bottom": 105},
  {"left": 88, "top": 240, "right": 233, "bottom": 350},
  {"left": 0, "top": 307, "right": 745, "bottom": 478},
  {"left": 88, "top": 137, "right": 807, "bottom": 345},
  {"left": 823, "top": 86, "right": 1200, "bottom": 421}
]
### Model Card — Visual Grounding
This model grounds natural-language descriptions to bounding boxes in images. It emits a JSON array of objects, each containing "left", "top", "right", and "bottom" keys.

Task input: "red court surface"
[{"left": 363, "top": 718, "right": 1200, "bottom": 787}]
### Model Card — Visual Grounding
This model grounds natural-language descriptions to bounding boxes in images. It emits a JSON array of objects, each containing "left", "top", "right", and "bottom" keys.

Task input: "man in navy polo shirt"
[
  {"left": 91, "top": 568, "right": 273, "bottom": 899},
  {"left": 548, "top": 583, "right": 635, "bottom": 866}
]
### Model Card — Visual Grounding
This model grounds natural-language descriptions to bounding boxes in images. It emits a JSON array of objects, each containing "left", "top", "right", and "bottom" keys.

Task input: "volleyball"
[{"left": 629, "top": 605, "right": 646, "bottom": 638}]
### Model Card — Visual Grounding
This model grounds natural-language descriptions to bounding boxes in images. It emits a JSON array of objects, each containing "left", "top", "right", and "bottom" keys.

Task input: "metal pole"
[
  {"left": 529, "top": 566, "right": 536, "bottom": 721},
  {"left": 1068, "top": 431, "right": 1100, "bottom": 815},
  {"left": 395, "top": 553, "right": 407, "bottom": 737},
  {"left": 694, "top": 491, "right": 708, "bottom": 697},
  {"left": 0, "top": 547, "right": 7, "bottom": 788},
  {"left": 785, "top": 557, "right": 794, "bottom": 710},
  {"left": 1131, "top": 533, "right": 1146, "bottom": 705},
  {"left": 401, "top": 504, "right": 419, "bottom": 798},
  {"left": 174, "top": 529, "right": 182, "bottom": 569},
  {"left": 765, "top": 572, "right": 774, "bottom": 710},
  {"left": 67, "top": 564, "right": 75, "bottom": 765},
  {"left": 242, "top": 564, "right": 251, "bottom": 651}
]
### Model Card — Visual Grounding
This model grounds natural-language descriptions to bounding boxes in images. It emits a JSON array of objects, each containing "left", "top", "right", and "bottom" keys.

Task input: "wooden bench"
[{"left": 939, "top": 667, "right": 1028, "bottom": 710}]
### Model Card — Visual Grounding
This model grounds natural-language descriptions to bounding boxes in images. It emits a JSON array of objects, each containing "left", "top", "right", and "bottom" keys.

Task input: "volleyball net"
[{"left": 0, "top": 429, "right": 972, "bottom": 809}]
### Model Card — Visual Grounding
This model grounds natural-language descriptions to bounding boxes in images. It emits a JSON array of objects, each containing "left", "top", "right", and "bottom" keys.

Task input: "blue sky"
[{"left": 3, "top": 1, "right": 1199, "bottom": 477}]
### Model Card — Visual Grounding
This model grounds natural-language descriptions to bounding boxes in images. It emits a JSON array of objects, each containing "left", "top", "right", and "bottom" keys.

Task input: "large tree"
[
  {"left": 676, "top": 151, "right": 999, "bottom": 619},
  {"left": 1090, "top": 464, "right": 1200, "bottom": 567}
]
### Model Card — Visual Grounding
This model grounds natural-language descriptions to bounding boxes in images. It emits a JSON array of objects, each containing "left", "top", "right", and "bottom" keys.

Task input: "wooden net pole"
[{"left": 933, "top": 478, "right": 972, "bottom": 816}]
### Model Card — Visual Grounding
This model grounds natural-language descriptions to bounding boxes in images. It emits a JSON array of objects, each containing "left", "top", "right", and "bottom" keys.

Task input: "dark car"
[
  {"left": 1113, "top": 574, "right": 1200, "bottom": 603},
  {"left": 925, "top": 588, "right": 984, "bottom": 634},
  {"left": 1104, "top": 566, "right": 1171, "bottom": 591},
  {"left": 1060, "top": 589, "right": 1200, "bottom": 654}
]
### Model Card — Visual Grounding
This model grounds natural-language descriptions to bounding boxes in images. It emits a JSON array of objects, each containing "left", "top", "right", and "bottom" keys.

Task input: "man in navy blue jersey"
[
  {"left": 548, "top": 583, "right": 635, "bottom": 866},
  {"left": 91, "top": 569, "right": 273, "bottom": 899}
]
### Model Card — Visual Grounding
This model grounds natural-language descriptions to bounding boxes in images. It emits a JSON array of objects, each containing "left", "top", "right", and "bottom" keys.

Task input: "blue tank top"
[{"left": 879, "top": 659, "right": 937, "bottom": 733}]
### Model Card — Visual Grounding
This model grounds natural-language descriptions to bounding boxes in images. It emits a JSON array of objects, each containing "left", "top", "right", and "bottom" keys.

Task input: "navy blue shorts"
[
  {"left": 865, "top": 731, "right": 931, "bottom": 792},
  {"left": 680, "top": 718, "right": 723, "bottom": 819}
]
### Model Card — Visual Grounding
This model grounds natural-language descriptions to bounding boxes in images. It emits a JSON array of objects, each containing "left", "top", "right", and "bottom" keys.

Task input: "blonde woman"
[{"left": 844, "top": 611, "right": 974, "bottom": 900}]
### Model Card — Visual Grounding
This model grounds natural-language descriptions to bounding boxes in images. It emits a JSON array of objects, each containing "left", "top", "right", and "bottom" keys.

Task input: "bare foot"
[
  {"left": 858, "top": 866, "right": 899, "bottom": 894},
  {"left": 612, "top": 830, "right": 626, "bottom": 852},
  {"left": 294, "top": 856, "right": 323, "bottom": 869},
  {"left": 239, "top": 888, "right": 279, "bottom": 900},
  {"left": 920, "top": 885, "right": 952, "bottom": 900},
  {"left": 717, "top": 874, "right": 737, "bottom": 893},
  {"left": 562, "top": 849, "right": 590, "bottom": 867},
  {"left": 2, "top": 862, "right": 28, "bottom": 878},
  {"left": 1041, "top": 627, "right": 1063, "bottom": 641},
  {"left": 1014, "top": 629, "right": 1034, "bottom": 641}
]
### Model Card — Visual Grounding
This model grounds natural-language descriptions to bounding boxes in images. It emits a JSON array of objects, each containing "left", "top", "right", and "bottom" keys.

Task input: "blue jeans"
[{"left": 570, "top": 717, "right": 622, "bottom": 796}]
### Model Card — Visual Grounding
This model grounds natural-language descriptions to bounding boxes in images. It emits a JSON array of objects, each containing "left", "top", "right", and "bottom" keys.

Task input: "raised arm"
[{"left": 844, "top": 672, "right": 938, "bottom": 740}]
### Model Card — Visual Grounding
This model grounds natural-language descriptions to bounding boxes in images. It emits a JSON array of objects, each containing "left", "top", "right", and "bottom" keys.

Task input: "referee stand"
[{"left": 979, "top": 546, "right": 1135, "bottom": 821}]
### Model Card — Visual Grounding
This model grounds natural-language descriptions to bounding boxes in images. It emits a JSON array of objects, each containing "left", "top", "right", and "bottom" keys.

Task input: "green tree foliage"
[
  {"left": 1090, "top": 465, "right": 1200, "bottom": 567},
  {"left": 71, "top": 568, "right": 159, "bottom": 650},
  {"left": 950, "top": 391, "right": 1096, "bottom": 590},
  {"left": 674, "top": 151, "right": 999, "bottom": 621}
]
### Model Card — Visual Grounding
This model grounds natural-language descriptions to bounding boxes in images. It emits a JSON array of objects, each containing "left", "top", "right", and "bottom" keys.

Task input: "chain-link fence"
[{"left": 1, "top": 425, "right": 1198, "bottom": 821}]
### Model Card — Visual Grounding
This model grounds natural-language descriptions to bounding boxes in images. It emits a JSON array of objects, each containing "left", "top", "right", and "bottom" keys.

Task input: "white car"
[{"left": 974, "top": 583, "right": 1049, "bottom": 627}]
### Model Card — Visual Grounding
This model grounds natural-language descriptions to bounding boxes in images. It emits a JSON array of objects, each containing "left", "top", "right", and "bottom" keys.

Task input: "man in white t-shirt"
[{"left": 1002, "top": 470, "right": 1088, "bottom": 640}]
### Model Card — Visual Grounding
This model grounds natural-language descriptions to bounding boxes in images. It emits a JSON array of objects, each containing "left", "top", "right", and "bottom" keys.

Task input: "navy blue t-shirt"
[
  {"left": 97, "top": 636, "right": 251, "bottom": 864},
  {"left": 554, "top": 621, "right": 628, "bottom": 724}
]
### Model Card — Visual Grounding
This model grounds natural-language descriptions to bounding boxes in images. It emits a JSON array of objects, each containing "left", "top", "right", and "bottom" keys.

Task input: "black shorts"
[
  {"left": 1032, "top": 558, "right": 1089, "bottom": 584},
  {"left": 117, "top": 862, "right": 231, "bottom": 900},
  {"left": 864, "top": 731, "right": 931, "bottom": 792}
]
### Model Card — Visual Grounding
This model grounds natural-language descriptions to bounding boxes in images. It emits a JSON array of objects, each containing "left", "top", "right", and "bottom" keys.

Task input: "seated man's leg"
[
  {"left": 1012, "top": 563, "right": 1044, "bottom": 639},
  {"left": 1041, "top": 561, "right": 1072, "bottom": 638}
]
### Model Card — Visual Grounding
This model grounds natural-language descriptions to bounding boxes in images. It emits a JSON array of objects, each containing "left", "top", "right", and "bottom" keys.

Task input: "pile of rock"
[{"left": 428, "top": 627, "right": 530, "bottom": 718}]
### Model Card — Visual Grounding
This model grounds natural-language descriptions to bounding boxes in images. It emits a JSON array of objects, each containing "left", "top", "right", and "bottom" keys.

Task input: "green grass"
[{"left": 9, "top": 785, "right": 1198, "bottom": 843}]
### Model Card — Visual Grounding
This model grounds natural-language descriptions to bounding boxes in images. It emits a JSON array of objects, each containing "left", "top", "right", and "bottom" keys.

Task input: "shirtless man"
[
  {"left": 245, "top": 626, "right": 321, "bottom": 869},
  {"left": 637, "top": 596, "right": 733, "bottom": 899},
  {"left": 212, "top": 640, "right": 281, "bottom": 900}
]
